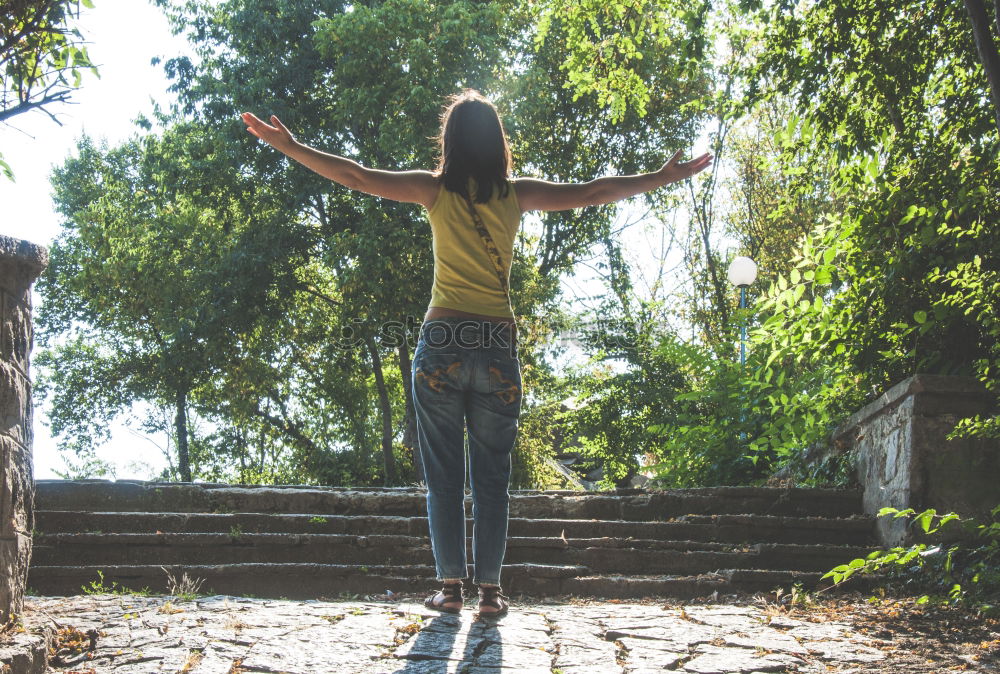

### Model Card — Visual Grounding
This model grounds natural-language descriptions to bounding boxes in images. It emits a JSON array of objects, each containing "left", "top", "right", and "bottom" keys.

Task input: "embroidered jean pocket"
[
  {"left": 414, "top": 351, "right": 462, "bottom": 393},
  {"left": 488, "top": 357, "right": 522, "bottom": 406}
]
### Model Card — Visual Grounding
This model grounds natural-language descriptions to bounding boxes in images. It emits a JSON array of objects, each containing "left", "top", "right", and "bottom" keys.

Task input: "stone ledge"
[
  {"left": 831, "top": 374, "right": 1000, "bottom": 547},
  {"left": 0, "top": 236, "right": 47, "bottom": 275},
  {"left": 833, "top": 374, "right": 994, "bottom": 442}
]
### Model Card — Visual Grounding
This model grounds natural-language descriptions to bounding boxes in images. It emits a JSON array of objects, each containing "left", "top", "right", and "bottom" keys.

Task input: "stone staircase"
[{"left": 27, "top": 480, "right": 886, "bottom": 600}]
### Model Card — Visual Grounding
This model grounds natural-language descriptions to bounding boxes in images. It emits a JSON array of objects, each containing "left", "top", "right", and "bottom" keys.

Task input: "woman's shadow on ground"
[{"left": 389, "top": 610, "right": 505, "bottom": 672}]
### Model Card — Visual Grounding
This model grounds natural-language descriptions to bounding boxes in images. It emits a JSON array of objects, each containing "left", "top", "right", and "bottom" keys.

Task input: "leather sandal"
[
  {"left": 475, "top": 584, "right": 509, "bottom": 618},
  {"left": 424, "top": 582, "right": 463, "bottom": 613}
]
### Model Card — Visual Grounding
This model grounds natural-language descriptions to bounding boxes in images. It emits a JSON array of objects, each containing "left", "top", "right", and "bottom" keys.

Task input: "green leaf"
[{"left": 0, "top": 154, "right": 13, "bottom": 182}]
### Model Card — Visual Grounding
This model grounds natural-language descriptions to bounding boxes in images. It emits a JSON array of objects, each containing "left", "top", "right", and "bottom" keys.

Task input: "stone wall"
[
  {"left": 0, "top": 236, "right": 47, "bottom": 625},
  {"left": 833, "top": 374, "right": 1000, "bottom": 547}
]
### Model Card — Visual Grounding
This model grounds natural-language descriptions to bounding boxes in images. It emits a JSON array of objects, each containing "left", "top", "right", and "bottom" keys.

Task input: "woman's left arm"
[
  {"left": 514, "top": 149, "right": 712, "bottom": 213},
  {"left": 242, "top": 112, "right": 438, "bottom": 209}
]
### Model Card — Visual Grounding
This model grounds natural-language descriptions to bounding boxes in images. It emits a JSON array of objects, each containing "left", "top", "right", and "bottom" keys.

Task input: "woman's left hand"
[{"left": 657, "top": 149, "right": 714, "bottom": 184}]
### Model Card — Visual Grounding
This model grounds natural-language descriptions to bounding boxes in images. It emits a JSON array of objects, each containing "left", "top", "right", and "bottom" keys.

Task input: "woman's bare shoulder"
[{"left": 423, "top": 173, "right": 444, "bottom": 212}]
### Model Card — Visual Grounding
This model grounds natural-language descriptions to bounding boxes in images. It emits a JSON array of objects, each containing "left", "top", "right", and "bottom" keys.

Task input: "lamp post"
[
  {"left": 727, "top": 256, "right": 758, "bottom": 368},
  {"left": 728, "top": 256, "right": 757, "bottom": 446}
]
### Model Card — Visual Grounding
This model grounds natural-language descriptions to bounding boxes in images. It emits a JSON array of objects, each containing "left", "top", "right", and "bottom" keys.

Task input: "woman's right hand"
[{"left": 241, "top": 112, "right": 298, "bottom": 154}]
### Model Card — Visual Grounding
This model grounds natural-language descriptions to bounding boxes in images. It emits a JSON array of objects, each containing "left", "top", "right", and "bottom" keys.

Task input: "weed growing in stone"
[
  {"left": 160, "top": 566, "right": 207, "bottom": 600},
  {"left": 81, "top": 570, "right": 153, "bottom": 597},
  {"left": 158, "top": 600, "right": 184, "bottom": 614}
]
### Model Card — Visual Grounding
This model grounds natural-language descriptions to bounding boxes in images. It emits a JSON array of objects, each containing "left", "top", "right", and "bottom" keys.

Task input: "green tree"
[
  {"left": 532, "top": 0, "right": 712, "bottom": 123},
  {"left": 37, "top": 125, "right": 313, "bottom": 482},
  {"left": 551, "top": 222, "right": 774, "bottom": 488},
  {"left": 0, "top": 0, "right": 98, "bottom": 179}
]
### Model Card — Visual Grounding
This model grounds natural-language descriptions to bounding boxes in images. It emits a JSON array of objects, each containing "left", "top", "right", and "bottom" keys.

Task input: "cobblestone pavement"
[{"left": 20, "top": 592, "right": 1000, "bottom": 673}]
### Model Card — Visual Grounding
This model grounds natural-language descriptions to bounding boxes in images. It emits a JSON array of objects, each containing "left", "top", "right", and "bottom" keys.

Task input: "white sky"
[
  {"left": 0, "top": 0, "right": 729, "bottom": 483},
  {"left": 1, "top": 0, "right": 190, "bottom": 480}
]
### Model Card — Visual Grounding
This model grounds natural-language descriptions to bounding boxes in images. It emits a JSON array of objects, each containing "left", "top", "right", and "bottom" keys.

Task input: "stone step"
[
  {"left": 557, "top": 569, "right": 887, "bottom": 599},
  {"left": 34, "top": 480, "right": 865, "bottom": 519},
  {"left": 26, "top": 563, "right": 886, "bottom": 600},
  {"left": 33, "top": 510, "right": 877, "bottom": 545},
  {"left": 30, "top": 532, "right": 879, "bottom": 575}
]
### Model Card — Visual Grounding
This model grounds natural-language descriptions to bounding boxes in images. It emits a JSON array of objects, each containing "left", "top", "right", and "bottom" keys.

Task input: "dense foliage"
[
  {"left": 741, "top": 0, "right": 1000, "bottom": 464},
  {"left": 34, "top": 0, "right": 1000, "bottom": 492}
]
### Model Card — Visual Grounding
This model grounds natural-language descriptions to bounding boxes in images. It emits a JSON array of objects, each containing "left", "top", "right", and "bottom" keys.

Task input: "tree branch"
[
  {"left": 0, "top": 83, "right": 74, "bottom": 124},
  {"left": 964, "top": 0, "right": 1000, "bottom": 136}
]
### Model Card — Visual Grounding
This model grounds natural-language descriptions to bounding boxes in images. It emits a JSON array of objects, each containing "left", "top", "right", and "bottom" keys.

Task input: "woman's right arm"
[
  {"left": 514, "top": 150, "right": 713, "bottom": 213},
  {"left": 241, "top": 112, "right": 438, "bottom": 209}
]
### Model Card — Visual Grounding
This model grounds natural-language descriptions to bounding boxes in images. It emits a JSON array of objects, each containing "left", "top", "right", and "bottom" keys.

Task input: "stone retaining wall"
[
  {"left": 833, "top": 374, "right": 1000, "bottom": 547},
  {"left": 0, "top": 236, "right": 47, "bottom": 626}
]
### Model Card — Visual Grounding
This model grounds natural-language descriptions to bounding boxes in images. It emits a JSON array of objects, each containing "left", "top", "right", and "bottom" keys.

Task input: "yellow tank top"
[{"left": 424, "top": 179, "right": 522, "bottom": 318}]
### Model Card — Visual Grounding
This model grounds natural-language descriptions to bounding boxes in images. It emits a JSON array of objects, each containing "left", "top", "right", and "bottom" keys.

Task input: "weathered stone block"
[
  {"left": 0, "top": 361, "right": 30, "bottom": 449},
  {"left": 0, "top": 436, "right": 34, "bottom": 539},
  {"left": 833, "top": 374, "right": 1000, "bottom": 547},
  {"left": 0, "top": 235, "right": 46, "bottom": 629},
  {"left": 0, "top": 290, "right": 31, "bottom": 376},
  {"left": 0, "top": 532, "right": 32, "bottom": 626}
]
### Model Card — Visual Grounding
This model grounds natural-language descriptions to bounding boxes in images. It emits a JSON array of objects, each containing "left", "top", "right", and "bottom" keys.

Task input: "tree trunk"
[
  {"left": 995, "top": 0, "right": 1000, "bottom": 44},
  {"left": 259, "top": 428, "right": 266, "bottom": 479},
  {"left": 175, "top": 389, "right": 191, "bottom": 482},
  {"left": 237, "top": 429, "right": 247, "bottom": 476},
  {"left": 698, "top": 225, "right": 730, "bottom": 344},
  {"left": 965, "top": 0, "right": 1000, "bottom": 135},
  {"left": 397, "top": 342, "right": 422, "bottom": 483},
  {"left": 366, "top": 335, "right": 397, "bottom": 486}
]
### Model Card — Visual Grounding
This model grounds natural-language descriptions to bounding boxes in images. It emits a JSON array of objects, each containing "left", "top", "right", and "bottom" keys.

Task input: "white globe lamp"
[{"left": 728, "top": 256, "right": 758, "bottom": 288}]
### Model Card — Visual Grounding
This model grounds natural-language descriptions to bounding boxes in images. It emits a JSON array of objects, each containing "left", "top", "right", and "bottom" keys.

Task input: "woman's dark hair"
[{"left": 435, "top": 89, "right": 512, "bottom": 203}]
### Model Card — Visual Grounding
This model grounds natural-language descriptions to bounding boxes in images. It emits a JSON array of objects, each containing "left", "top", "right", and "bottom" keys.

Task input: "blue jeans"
[{"left": 412, "top": 317, "right": 522, "bottom": 586}]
